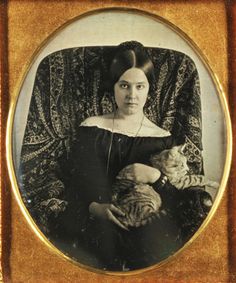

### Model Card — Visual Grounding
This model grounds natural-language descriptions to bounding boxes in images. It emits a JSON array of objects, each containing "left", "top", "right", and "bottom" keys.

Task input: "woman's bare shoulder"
[
  {"left": 80, "top": 114, "right": 113, "bottom": 127},
  {"left": 142, "top": 118, "right": 171, "bottom": 137}
]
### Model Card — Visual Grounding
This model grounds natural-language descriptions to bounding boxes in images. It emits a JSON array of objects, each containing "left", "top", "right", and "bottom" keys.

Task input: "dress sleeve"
[
  {"left": 161, "top": 134, "right": 182, "bottom": 151},
  {"left": 55, "top": 126, "right": 111, "bottom": 238},
  {"left": 54, "top": 127, "right": 96, "bottom": 237}
]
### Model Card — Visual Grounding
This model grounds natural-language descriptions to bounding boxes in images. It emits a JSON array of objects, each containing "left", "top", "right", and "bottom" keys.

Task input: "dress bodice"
[{"left": 66, "top": 125, "right": 174, "bottom": 204}]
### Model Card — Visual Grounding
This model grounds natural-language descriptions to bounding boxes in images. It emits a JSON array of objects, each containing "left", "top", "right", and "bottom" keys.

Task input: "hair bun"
[{"left": 116, "top": 41, "right": 146, "bottom": 53}]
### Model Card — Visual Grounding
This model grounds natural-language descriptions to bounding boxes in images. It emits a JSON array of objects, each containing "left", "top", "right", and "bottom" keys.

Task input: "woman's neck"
[
  {"left": 112, "top": 109, "right": 145, "bottom": 136},
  {"left": 115, "top": 109, "right": 144, "bottom": 123}
]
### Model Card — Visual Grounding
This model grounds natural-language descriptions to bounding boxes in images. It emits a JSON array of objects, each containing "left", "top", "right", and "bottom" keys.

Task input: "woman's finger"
[
  {"left": 107, "top": 210, "right": 129, "bottom": 231},
  {"left": 124, "top": 172, "right": 134, "bottom": 178},
  {"left": 117, "top": 172, "right": 133, "bottom": 180},
  {"left": 110, "top": 204, "right": 125, "bottom": 216},
  {"left": 119, "top": 166, "right": 133, "bottom": 174}
]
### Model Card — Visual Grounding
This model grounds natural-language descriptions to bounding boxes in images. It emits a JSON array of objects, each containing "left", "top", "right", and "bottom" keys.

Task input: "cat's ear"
[{"left": 178, "top": 144, "right": 186, "bottom": 154}]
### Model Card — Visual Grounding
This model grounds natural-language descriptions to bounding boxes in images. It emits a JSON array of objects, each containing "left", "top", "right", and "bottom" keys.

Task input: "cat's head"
[{"left": 150, "top": 144, "right": 188, "bottom": 178}]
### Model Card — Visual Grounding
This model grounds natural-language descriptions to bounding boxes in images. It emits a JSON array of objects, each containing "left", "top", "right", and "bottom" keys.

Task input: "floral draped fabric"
[{"left": 19, "top": 46, "right": 203, "bottom": 232}]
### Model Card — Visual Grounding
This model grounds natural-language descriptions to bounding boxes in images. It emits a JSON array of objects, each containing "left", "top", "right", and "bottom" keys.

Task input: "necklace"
[{"left": 106, "top": 111, "right": 145, "bottom": 174}]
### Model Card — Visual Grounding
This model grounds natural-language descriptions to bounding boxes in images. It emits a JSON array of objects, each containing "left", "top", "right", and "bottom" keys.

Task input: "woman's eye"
[
  {"left": 120, "top": 84, "right": 129, "bottom": 89},
  {"left": 136, "top": 84, "right": 145, "bottom": 90}
]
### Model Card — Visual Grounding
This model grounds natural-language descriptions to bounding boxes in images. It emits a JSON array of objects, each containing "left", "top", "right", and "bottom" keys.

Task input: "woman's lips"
[{"left": 125, "top": 102, "right": 138, "bottom": 107}]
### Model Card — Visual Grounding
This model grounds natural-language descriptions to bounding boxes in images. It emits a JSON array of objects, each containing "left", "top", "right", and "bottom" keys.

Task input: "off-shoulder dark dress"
[{"left": 53, "top": 125, "right": 210, "bottom": 271}]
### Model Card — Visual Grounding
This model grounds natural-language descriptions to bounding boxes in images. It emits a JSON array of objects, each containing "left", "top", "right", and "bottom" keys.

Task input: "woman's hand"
[
  {"left": 89, "top": 202, "right": 128, "bottom": 230},
  {"left": 117, "top": 163, "right": 161, "bottom": 184}
]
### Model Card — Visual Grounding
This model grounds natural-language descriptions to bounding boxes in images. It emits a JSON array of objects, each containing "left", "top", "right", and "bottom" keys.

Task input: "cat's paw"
[{"left": 208, "top": 181, "right": 219, "bottom": 189}]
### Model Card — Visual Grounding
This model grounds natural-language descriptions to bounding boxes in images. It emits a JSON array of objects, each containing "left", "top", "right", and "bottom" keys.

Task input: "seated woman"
[{"left": 53, "top": 41, "right": 212, "bottom": 271}]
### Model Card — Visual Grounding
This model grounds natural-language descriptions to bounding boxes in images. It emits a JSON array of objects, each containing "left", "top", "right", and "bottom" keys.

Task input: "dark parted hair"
[{"left": 109, "top": 41, "right": 155, "bottom": 87}]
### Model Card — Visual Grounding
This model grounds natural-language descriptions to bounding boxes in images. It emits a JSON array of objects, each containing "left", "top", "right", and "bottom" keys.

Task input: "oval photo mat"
[{"left": 8, "top": 8, "right": 231, "bottom": 274}]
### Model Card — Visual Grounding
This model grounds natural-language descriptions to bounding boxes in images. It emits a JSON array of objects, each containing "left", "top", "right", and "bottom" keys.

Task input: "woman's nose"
[{"left": 127, "top": 86, "right": 136, "bottom": 98}]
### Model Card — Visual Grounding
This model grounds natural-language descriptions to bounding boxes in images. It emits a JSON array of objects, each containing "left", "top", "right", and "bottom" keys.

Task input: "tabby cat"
[
  {"left": 112, "top": 144, "right": 218, "bottom": 229},
  {"left": 150, "top": 144, "right": 219, "bottom": 190},
  {"left": 112, "top": 179, "right": 162, "bottom": 228}
]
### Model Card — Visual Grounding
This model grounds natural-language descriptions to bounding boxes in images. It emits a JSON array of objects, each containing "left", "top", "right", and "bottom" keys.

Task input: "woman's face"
[{"left": 114, "top": 68, "right": 149, "bottom": 116}]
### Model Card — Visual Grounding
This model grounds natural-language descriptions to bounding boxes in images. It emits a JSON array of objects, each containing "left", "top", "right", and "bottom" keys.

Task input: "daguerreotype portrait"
[{"left": 10, "top": 9, "right": 230, "bottom": 272}]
